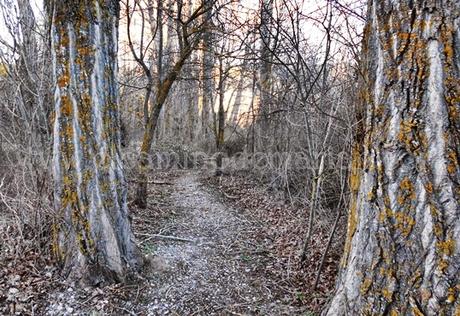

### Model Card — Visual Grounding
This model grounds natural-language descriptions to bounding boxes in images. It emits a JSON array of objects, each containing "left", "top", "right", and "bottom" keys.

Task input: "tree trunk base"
[{"left": 135, "top": 182, "right": 148, "bottom": 209}]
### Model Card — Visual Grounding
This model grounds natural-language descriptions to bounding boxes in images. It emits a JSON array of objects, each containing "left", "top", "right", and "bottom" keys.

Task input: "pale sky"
[
  {"left": 0, "top": 0, "right": 365, "bottom": 126},
  {"left": 0, "top": 0, "right": 44, "bottom": 55},
  {"left": 0, "top": 0, "right": 364, "bottom": 59}
]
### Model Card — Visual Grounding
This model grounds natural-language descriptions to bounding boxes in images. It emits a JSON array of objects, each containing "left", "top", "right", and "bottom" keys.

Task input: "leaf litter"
[{"left": 3, "top": 170, "right": 343, "bottom": 315}]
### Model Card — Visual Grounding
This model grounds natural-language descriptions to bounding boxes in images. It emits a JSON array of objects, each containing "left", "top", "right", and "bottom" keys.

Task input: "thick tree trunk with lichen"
[
  {"left": 50, "top": 0, "right": 142, "bottom": 284},
  {"left": 327, "top": 1, "right": 460, "bottom": 315}
]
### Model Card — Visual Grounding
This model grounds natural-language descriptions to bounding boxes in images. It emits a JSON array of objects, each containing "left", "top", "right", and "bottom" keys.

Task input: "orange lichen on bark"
[
  {"left": 425, "top": 181, "right": 433, "bottom": 194},
  {"left": 77, "top": 46, "right": 94, "bottom": 56},
  {"left": 412, "top": 305, "right": 425, "bottom": 316},
  {"left": 397, "top": 177, "right": 416, "bottom": 206},
  {"left": 394, "top": 211, "right": 416, "bottom": 236},
  {"left": 447, "top": 150, "right": 458, "bottom": 174},
  {"left": 390, "top": 309, "right": 399, "bottom": 316},
  {"left": 367, "top": 189, "right": 376, "bottom": 201},
  {"left": 382, "top": 288, "right": 393, "bottom": 302},
  {"left": 64, "top": 125, "right": 74, "bottom": 138},
  {"left": 360, "top": 278, "right": 372, "bottom": 295},
  {"left": 447, "top": 287, "right": 456, "bottom": 304},
  {"left": 59, "top": 34, "right": 69, "bottom": 47},
  {"left": 61, "top": 95, "right": 72, "bottom": 116},
  {"left": 437, "top": 238, "right": 455, "bottom": 256},
  {"left": 341, "top": 145, "right": 362, "bottom": 266},
  {"left": 58, "top": 74, "right": 69, "bottom": 88}
]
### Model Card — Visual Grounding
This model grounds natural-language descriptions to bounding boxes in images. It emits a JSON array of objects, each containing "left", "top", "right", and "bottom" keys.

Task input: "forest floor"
[
  {"left": 2, "top": 169, "right": 343, "bottom": 315},
  {"left": 132, "top": 171, "right": 308, "bottom": 315}
]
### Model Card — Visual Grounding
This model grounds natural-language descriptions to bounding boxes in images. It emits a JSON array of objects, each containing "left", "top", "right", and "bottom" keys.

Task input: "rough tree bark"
[
  {"left": 327, "top": 1, "right": 459, "bottom": 315},
  {"left": 50, "top": 0, "right": 143, "bottom": 284}
]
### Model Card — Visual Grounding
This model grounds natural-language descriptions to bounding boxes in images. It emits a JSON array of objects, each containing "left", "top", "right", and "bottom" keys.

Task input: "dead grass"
[{"left": 0, "top": 163, "right": 56, "bottom": 315}]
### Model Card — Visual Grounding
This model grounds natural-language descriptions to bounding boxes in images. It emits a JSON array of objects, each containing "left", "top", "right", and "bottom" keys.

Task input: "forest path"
[
  {"left": 141, "top": 171, "right": 300, "bottom": 315},
  {"left": 43, "top": 171, "right": 311, "bottom": 315}
]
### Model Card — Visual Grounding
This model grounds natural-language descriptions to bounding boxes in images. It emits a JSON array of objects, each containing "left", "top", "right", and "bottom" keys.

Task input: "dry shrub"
[{"left": 0, "top": 148, "right": 56, "bottom": 314}]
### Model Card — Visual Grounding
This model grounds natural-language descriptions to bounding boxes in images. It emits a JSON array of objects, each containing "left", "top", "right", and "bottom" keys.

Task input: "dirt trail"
[
  {"left": 44, "top": 171, "right": 307, "bottom": 315},
  {"left": 142, "top": 172, "right": 302, "bottom": 315}
]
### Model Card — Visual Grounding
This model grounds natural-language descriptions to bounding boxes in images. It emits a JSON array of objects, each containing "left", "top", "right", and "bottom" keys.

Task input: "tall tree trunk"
[
  {"left": 154, "top": 0, "right": 164, "bottom": 86},
  {"left": 215, "top": 59, "right": 225, "bottom": 176},
  {"left": 134, "top": 51, "right": 191, "bottom": 208},
  {"left": 50, "top": 0, "right": 143, "bottom": 284},
  {"left": 200, "top": 0, "right": 214, "bottom": 148},
  {"left": 256, "top": 0, "right": 273, "bottom": 151},
  {"left": 327, "top": 1, "right": 460, "bottom": 315},
  {"left": 17, "top": 0, "right": 53, "bottom": 152},
  {"left": 230, "top": 71, "right": 244, "bottom": 125},
  {"left": 17, "top": 0, "right": 37, "bottom": 118}
]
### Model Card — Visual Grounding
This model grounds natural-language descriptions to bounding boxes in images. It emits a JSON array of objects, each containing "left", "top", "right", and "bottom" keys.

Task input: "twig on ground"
[
  {"left": 223, "top": 191, "right": 239, "bottom": 199},
  {"left": 129, "top": 180, "right": 173, "bottom": 185},
  {"left": 136, "top": 233, "right": 195, "bottom": 243},
  {"left": 149, "top": 181, "right": 174, "bottom": 185}
]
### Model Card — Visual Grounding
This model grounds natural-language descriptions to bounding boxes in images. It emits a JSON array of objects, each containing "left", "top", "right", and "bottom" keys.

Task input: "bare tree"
[
  {"left": 199, "top": 0, "right": 214, "bottom": 147},
  {"left": 0, "top": 0, "right": 54, "bottom": 261},
  {"left": 255, "top": 0, "right": 273, "bottom": 149},
  {"left": 134, "top": 0, "right": 216, "bottom": 208}
]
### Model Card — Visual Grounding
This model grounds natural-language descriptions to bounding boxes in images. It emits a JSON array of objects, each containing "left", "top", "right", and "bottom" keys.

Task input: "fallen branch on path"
[
  {"left": 149, "top": 181, "right": 174, "bottom": 185},
  {"left": 137, "top": 233, "right": 195, "bottom": 243},
  {"left": 227, "top": 249, "right": 270, "bottom": 256},
  {"left": 223, "top": 191, "right": 239, "bottom": 199},
  {"left": 129, "top": 180, "right": 174, "bottom": 185}
]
